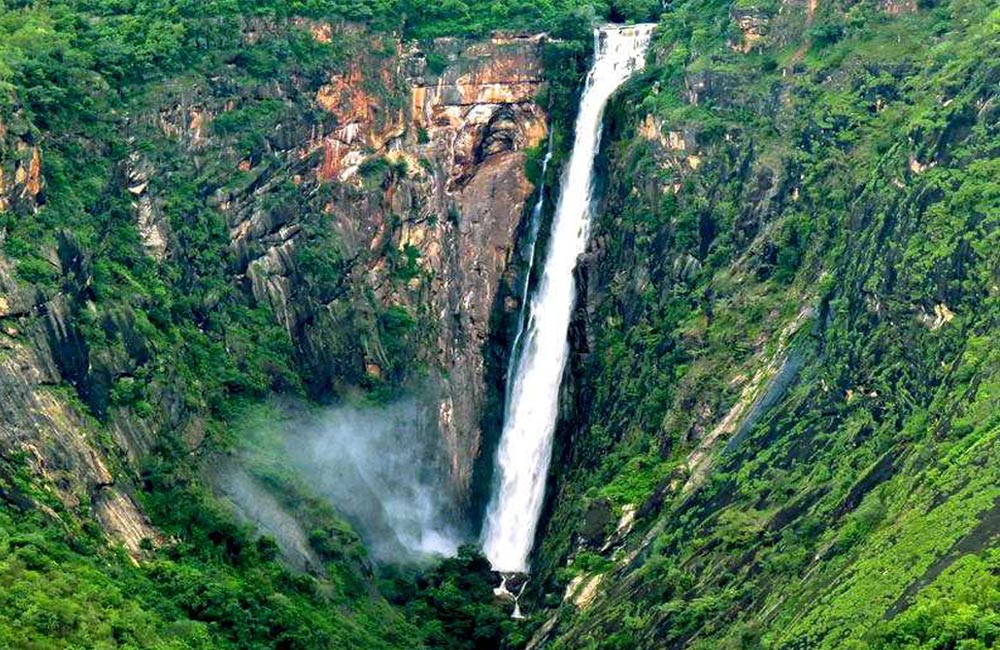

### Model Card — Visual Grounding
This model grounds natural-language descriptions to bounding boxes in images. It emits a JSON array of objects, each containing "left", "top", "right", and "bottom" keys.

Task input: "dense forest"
[
  {"left": 0, "top": 0, "right": 997, "bottom": 648},
  {"left": 533, "top": 0, "right": 999, "bottom": 648}
]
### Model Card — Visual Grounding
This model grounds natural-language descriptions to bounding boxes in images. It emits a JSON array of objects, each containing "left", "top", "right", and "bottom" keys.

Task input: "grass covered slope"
[{"left": 532, "top": 1, "right": 1000, "bottom": 648}]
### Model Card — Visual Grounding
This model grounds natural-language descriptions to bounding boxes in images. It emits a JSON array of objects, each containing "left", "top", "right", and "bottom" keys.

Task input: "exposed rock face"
[
  {"left": 0, "top": 255, "right": 159, "bottom": 557},
  {"left": 0, "top": 20, "right": 546, "bottom": 547},
  {"left": 401, "top": 35, "right": 547, "bottom": 496},
  {"left": 730, "top": 6, "right": 770, "bottom": 53},
  {"left": 224, "top": 28, "right": 549, "bottom": 504},
  {"left": 0, "top": 109, "right": 45, "bottom": 214},
  {"left": 880, "top": 0, "right": 918, "bottom": 14},
  {"left": 107, "top": 25, "right": 546, "bottom": 514},
  {"left": 126, "top": 151, "right": 171, "bottom": 260}
]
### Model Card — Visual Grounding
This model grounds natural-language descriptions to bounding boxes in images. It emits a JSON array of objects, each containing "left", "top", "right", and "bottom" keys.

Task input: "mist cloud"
[{"left": 281, "top": 398, "right": 464, "bottom": 562}]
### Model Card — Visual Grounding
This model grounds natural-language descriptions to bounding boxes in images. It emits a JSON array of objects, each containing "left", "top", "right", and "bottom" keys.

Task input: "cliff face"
[
  {"left": 0, "top": 21, "right": 548, "bottom": 546},
  {"left": 0, "top": 236, "right": 159, "bottom": 558},
  {"left": 232, "top": 28, "right": 549, "bottom": 503}
]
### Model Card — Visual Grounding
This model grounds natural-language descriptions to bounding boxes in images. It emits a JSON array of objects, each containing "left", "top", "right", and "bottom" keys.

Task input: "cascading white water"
[
  {"left": 506, "top": 139, "right": 552, "bottom": 407},
  {"left": 483, "top": 24, "right": 656, "bottom": 573}
]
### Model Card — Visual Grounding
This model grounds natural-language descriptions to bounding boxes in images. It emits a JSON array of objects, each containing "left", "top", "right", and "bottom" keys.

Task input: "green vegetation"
[
  {"left": 382, "top": 545, "right": 514, "bottom": 649},
  {"left": 400, "top": 0, "right": 659, "bottom": 39},
  {"left": 0, "top": 0, "right": 608, "bottom": 647},
  {"left": 2, "top": 0, "right": 996, "bottom": 646},
  {"left": 0, "top": 445, "right": 415, "bottom": 649},
  {"left": 0, "top": 396, "right": 522, "bottom": 648},
  {"left": 532, "top": 0, "right": 1000, "bottom": 648}
]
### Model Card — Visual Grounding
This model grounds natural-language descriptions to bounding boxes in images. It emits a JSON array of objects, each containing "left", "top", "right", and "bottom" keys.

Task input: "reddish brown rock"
[{"left": 15, "top": 144, "right": 43, "bottom": 200}]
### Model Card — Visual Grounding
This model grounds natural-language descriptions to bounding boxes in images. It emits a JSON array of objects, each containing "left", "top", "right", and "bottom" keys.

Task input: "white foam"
[{"left": 482, "top": 24, "right": 656, "bottom": 573}]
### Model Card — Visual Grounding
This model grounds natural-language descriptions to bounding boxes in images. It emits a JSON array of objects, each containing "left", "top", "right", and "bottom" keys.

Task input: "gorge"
[{"left": 0, "top": 1, "right": 997, "bottom": 649}]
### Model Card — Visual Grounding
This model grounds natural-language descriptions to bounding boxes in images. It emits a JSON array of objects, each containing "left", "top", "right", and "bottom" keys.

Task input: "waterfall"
[
  {"left": 482, "top": 24, "right": 656, "bottom": 573},
  {"left": 506, "top": 136, "right": 552, "bottom": 408}
]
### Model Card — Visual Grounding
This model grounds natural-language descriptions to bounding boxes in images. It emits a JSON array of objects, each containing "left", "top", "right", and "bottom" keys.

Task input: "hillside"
[
  {"left": 529, "top": 1, "right": 999, "bottom": 648},
  {"left": 0, "top": 1, "right": 598, "bottom": 646}
]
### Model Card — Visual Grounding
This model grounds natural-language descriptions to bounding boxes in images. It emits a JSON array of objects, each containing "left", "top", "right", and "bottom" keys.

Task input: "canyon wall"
[{"left": 0, "top": 21, "right": 549, "bottom": 547}]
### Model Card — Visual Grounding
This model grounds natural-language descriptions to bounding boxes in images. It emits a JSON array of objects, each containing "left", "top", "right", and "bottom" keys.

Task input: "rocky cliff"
[
  {"left": 219, "top": 26, "right": 550, "bottom": 506},
  {"left": 0, "top": 20, "right": 549, "bottom": 548}
]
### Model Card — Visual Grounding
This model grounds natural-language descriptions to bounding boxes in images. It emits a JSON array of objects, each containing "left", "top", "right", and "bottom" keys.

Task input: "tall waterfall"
[
  {"left": 482, "top": 24, "right": 656, "bottom": 573},
  {"left": 506, "top": 138, "right": 552, "bottom": 407}
]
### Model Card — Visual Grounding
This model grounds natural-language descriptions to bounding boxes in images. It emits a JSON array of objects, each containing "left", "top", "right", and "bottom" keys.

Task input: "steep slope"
[
  {"left": 0, "top": 15, "right": 550, "bottom": 513},
  {"left": 528, "top": 1, "right": 999, "bottom": 648},
  {"left": 1, "top": 0, "right": 997, "bottom": 648},
  {"left": 0, "top": 4, "right": 572, "bottom": 646}
]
